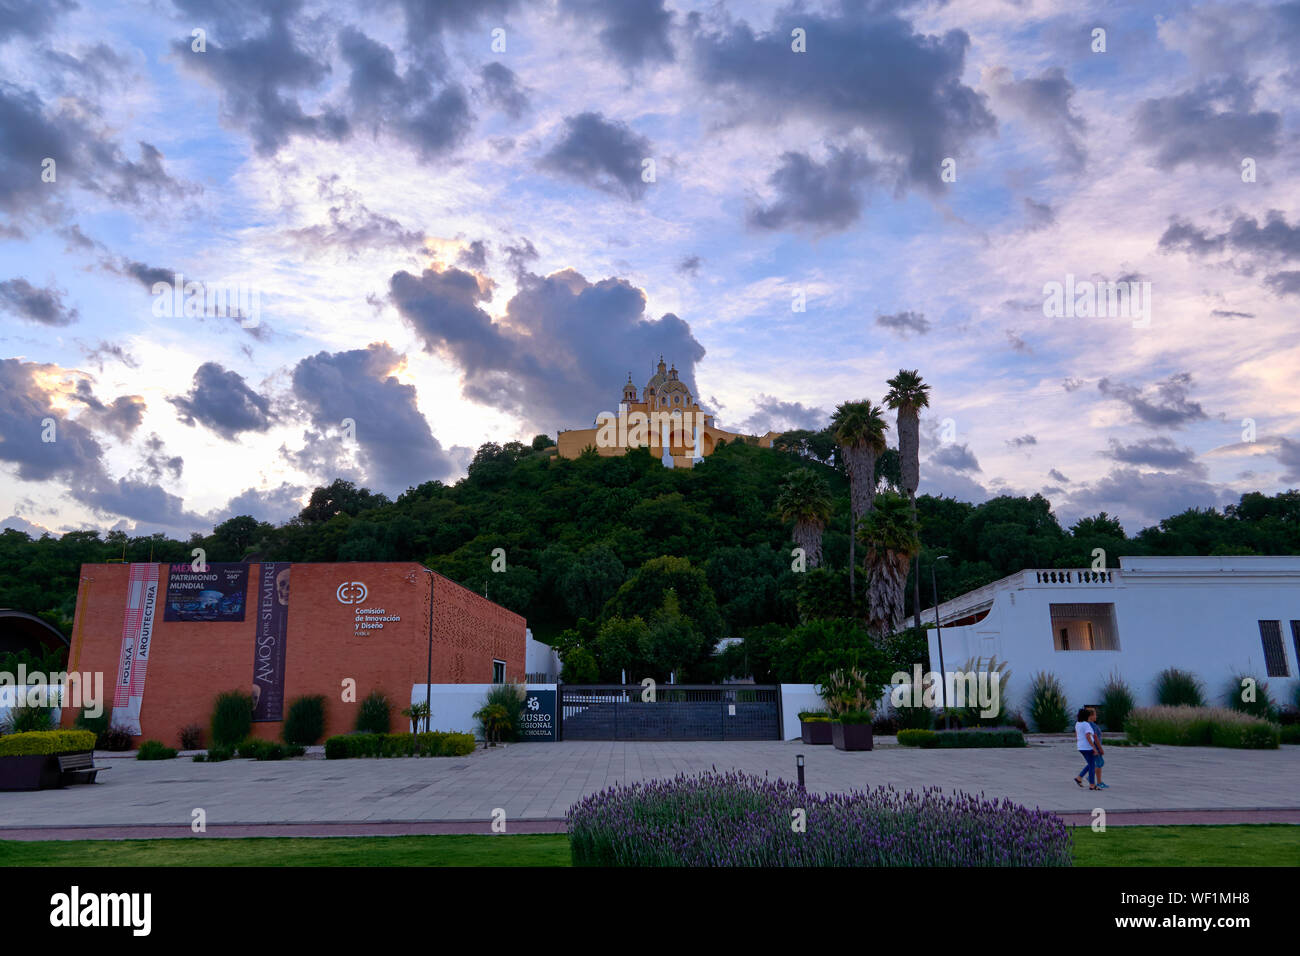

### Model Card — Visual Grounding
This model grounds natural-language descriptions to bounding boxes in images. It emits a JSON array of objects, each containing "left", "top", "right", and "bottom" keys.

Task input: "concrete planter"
[
  {"left": 800, "top": 719, "right": 833, "bottom": 745},
  {"left": 0, "top": 753, "right": 61, "bottom": 791},
  {"left": 832, "top": 721, "right": 874, "bottom": 751}
]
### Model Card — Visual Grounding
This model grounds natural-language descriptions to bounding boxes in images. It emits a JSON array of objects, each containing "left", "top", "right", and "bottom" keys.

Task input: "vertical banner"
[
  {"left": 252, "top": 562, "right": 291, "bottom": 722},
  {"left": 112, "top": 563, "right": 159, "bottom": 736}
]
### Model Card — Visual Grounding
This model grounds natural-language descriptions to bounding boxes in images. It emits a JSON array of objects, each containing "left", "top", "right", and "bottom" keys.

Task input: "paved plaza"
[{"left": 2, "top": 738, "right": 1298, "bottom": 839}]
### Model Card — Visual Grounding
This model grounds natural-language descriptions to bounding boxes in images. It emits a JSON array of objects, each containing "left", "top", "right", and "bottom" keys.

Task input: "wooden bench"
[{"left": 56, "top": 751, "right": 109, "bottom": 786}]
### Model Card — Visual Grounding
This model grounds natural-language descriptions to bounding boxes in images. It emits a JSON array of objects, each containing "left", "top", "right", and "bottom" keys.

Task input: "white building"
[{"left": 921, "top": 556, "right": 1300, "bottom": 714}]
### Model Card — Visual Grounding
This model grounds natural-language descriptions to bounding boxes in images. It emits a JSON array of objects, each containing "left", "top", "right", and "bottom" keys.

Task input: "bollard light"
[{"left": 796, "top": 753, "right": 805, "bottom": 789}]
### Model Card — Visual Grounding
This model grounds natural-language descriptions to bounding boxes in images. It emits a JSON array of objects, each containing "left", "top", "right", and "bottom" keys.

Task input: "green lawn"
[
  {"left": 1069, "top": 824, "right": 1300, "bottom": 867},
  {"left": 1, "top": 825, "right": 1294, "bottom": 867},
  {"left": 0, "top": 834, "right": 570, "bottom": 867}
]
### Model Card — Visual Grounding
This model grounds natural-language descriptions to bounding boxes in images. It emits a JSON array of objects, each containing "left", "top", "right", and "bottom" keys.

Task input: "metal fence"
[{"left": 558, "top": 684, "right": 781, "bottom": 741}]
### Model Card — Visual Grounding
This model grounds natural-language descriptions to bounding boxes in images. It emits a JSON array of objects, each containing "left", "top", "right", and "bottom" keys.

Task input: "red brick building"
[{"left": 61, "top": 562, "right": 525, "bottom": 745}]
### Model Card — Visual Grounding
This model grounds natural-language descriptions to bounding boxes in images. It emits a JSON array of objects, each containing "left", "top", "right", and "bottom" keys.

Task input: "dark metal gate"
[{"left": 558, "top": 684, "right": 781, "bottom": 741}]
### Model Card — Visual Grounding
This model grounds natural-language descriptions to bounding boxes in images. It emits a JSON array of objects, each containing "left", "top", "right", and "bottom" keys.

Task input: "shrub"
[
  {"left": 179, "top": 724, "right": 203, "bottom": 750},
  {"left": 871, "top": 713, "right": 898, "bottom": 736},
  {"left": 474, "top": 684, "right": 525, "bottom": 742},
  {"left": 284, "top": 695, "right": 326, "bottom": 745},
  {"left": 1026, "top": 672, "right": 1070, "bottom": 733},
  {"left": 235, "top": 738, "right": 302, "bottom": 760},
  {"left": 893, "top": 701, "right": 935, "bottom": 730},
  {"left": 75, "top": 708, "right": 110, "bottom": 744},
  {"left": 953, "top": 655, "right": 1013, "bottom": 727},
  {"left": 356, "top": 691, "right": 392, "bottom": 734},
  {"left": 211, "top": 690, "right": 254, "bottom": 747},
  {"left": 204, "top": 744, "right": 235, "bottom": 762},
  {"left": 137, "top": 740, "right": 177, "bottom": 760},
  {"left": 1126, "top": 706, "right": 1278, "bottom": 748},
  {"left": 98, "top": 725, "right": 134, "bottom": 752},
  {"left": 1280, "top": 725, "right": 1300, "bottom": 745},
  {"left": 1097, "top": 673, "right": 1136, "bottom": 733},
  {"left": 897, "top": 729, "right": 936, "bottom": 747},
  {"left": 820, "top": 668, "right": 881, "bottom": 722},
  {"left": 0, "top": 729, "right": 96, "bottom": 756},
  {"left": 1, "top": 701, "right": 56, "bottom": 734},
  {"left": 1223, "top": 675, "right": 1277, "bottom": 721},
  {"left": 797, "top": 711, "right": 830, "bottom": 722},
  {"left": 567, "top": 771, "right": 1071, "bottom": 867},
  {"left": 1154, "top": 668, "right": 1205, "bottom": 707}
]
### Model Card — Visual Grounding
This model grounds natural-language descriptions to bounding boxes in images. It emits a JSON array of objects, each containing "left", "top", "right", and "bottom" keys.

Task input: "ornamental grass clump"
[
  {"left": 567, "top": 770, "right": 1072, "bottom": 867},
  {"left": 1126, "top": 705, "right": 1279, "bottom": 749}
]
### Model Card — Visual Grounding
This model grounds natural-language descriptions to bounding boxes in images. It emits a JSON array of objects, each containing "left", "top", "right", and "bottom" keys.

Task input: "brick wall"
[{"left": 62, "top": 562, "right": 525, "bottom": 745}]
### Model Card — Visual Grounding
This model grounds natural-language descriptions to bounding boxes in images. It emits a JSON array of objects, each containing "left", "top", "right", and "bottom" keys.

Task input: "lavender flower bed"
[{"left": 566, "top": 770, "right": 1072, "bottom": 867}]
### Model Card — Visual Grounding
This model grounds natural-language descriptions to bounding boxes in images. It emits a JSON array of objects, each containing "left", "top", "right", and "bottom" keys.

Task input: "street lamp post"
[{"left": 931, "top": 556, "right": 949, "bottom": 730}]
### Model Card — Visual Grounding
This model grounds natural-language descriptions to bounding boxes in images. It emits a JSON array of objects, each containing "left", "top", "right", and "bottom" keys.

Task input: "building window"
[
  {"left": 492, "top": 659, "right": 506, "bottom": 684},
  {"left": 1259, "top": 621, "right": 1288, "bottom": 677},
  {"left": 1050, "top": 603, "right": 1118, "bottom": 650}
]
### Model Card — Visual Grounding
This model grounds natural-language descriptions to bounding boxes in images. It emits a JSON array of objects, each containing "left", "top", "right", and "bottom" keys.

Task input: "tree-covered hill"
[{"left": 3, "top": 437, "right": 1298, "bottom": 665}]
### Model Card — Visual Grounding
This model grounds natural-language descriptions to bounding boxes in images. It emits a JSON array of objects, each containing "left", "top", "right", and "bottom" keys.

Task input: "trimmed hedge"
[
  {"left": 897, "top": 729, "right": 936, "bottom": 747},
  {"left": 1126, "top": 706, "right": 1279, "bottom": 749},
  {"left": 899, "top": 728, "right": 1025, "bottom": 749},
  {"left": 0, "top": 729, "right": 97, "bottom": 756},
  {"left": 235, "top": 739, "right": 306, "bottom": 760},
  {"left": 323, "top": 731, "right": 475, "bottom": 759}
]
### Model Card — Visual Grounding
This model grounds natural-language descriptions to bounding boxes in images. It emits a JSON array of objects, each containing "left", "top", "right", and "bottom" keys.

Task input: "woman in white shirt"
[{"left": 1074, "top": 707, "right": 1100, "bottom": 790}]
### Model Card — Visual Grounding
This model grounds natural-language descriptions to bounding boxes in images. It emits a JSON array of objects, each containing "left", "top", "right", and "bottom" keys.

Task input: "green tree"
[
  {"left": 859, "top": 491, "right": 921, "bottom": 638},
  {"left": 831, "top": 399, "right": 889, "bottom": 599},
  {"left": 775, "top": 468, "right": 833, "bottom": 569},
  {"left": 884, "top": 369, "right": 931, "bottom": 627}
]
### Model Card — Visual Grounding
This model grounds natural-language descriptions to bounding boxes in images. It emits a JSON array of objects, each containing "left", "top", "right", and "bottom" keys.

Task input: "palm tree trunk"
[
  {"left": 849, "top": 512, "right": 856, "bottom": 600},
  {"left": 911, "top": 492, "right": 921, "bottom": 630}
]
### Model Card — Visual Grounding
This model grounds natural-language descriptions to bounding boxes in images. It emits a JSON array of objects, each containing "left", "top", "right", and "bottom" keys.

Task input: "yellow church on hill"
[{"left": 555, "top": 357, "right": 781, "bottom": 468}]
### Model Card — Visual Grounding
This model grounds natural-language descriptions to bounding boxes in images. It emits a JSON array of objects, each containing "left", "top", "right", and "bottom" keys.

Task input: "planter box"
[
  {"left": 832, "top": 722, "right": 874, "bottom": 752},
  {"left": 800, "top": 720, "right": 833, "bottom": 745},
  {"left": 0, "top": 753, "right": 63, "bottom": 791}
]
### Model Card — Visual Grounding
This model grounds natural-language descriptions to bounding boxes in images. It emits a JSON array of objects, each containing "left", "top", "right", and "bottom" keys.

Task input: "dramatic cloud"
[
  {"left": 0, "top": 359, "right": 106, "bottom": 483},
  {"left": 477, "top": 62, "right": 529, "bottom": 119},
  {"left": 457, "top": 239, "right": 489, "bottom": 270},
  {"left": 1097, "top": 373, "right": 1207, "bottom": 428},
  {"left": 560, "top": 0, "right": 675, "bottom": 69},
  {"left": 1058, "top": 467, "right": 1235, "bottom": 534},
  {"left": 0, "top": 278, "right": 78, "bottom": 325},
  {"left": 389, "top": 264, "right": 705, "bottom": 431},
  {"left": 539, "top": 112, "right": 654, "bottom": 200},
  {"left": 0, "top": 0, "right": 76, "bottom": 40},
  {"left": 168, "top": 363, "right": 275, "bottom": 440},
  {"left": 285, "top": 175, "right": 425, "bottom": 255},
  {"left": 736, "top": 395, "right": 828, "bottom": 434},
  {"left": 290, "top": 342, "right": 457, "bottom": 493},
  {"left": 1160, "top": 210, "right": 1300, "bottom": 260},
  {"left": 70, "top": 380, "right": 146, "bottom": 441},
  {"left": 81, "top": 341, "right": 139, "bottom": 371},
  {"left": 1048, "top": 468, "right": 1070, "bottom": 483},
  {"left": 1103, "top": 436, "right": 1204, "bottom": 474},
  {"left": 930, "top": 442, "right": 981, "bottom": 472},
  {"left": 986, "top": 66, "right": 1086, "bottom": 169},
  {"left": 1006, "top": 434, "right": 1037, "bottom": 448},
  {"left": 1134, "top": 75, "right": 1280, "bottom": 171},
  {"left": 748, "top": 148, "right": 877, "bottom": 233},
  {"left": 209, "top": 482, "right": 307, "bottom": 526},
  {"left": 876, "top": 310, "right": 930, "bottom": 337},
  {"left": 691, "top": 5, "right": 995, "bottom": 190}
]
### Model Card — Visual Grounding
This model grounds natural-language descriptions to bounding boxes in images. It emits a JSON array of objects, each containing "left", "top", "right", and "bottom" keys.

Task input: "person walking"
[
  {"left": 1088, "top": 707, "right": 1108, "bottom": 789},
  {"left": 1073, "top": 707, "right": 1099, "bottom": 790}
]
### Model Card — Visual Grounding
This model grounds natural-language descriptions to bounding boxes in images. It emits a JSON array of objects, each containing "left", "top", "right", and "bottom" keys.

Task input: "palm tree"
[
  {"left": 830, "top": 400, "right": 889, "bottom": 599},
  {"left": 885, "top": 369, "right": 931, "bottom": 628},
  {"left": 776, "top": 468, "right": 833, "bottom": 570},
  {"left": 858, "top": 491, "right": 921, "bottom": 638}
]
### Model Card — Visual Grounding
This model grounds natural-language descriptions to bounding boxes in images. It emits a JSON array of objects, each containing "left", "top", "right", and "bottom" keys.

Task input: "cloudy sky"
[{"left": 2, "top": 0, "right": 1298, "bottom": 538}]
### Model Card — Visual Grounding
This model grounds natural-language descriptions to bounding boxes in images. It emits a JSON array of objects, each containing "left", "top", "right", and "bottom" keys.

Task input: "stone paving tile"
[{"left": 2, "top": 740, "right": 1297, "bottom": 828}]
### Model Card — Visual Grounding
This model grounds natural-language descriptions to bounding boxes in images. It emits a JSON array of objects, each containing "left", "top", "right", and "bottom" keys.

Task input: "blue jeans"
[{"left": 1078, "top": 750, "right": 1096, "bottom": 785}]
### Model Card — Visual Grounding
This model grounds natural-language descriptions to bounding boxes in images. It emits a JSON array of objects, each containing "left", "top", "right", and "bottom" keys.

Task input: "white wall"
[
  {"left": 779, "top": 684, "right": 823, "bottom": 740},
  {"left": 525, "top": 629, "right": 561, "bottom": 678},
  {"left": 411, "top": 683, "right": 555, "bottom": 739},
  {"left": 926, "top": 559, "right": 1300, "bottom": 719}
]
